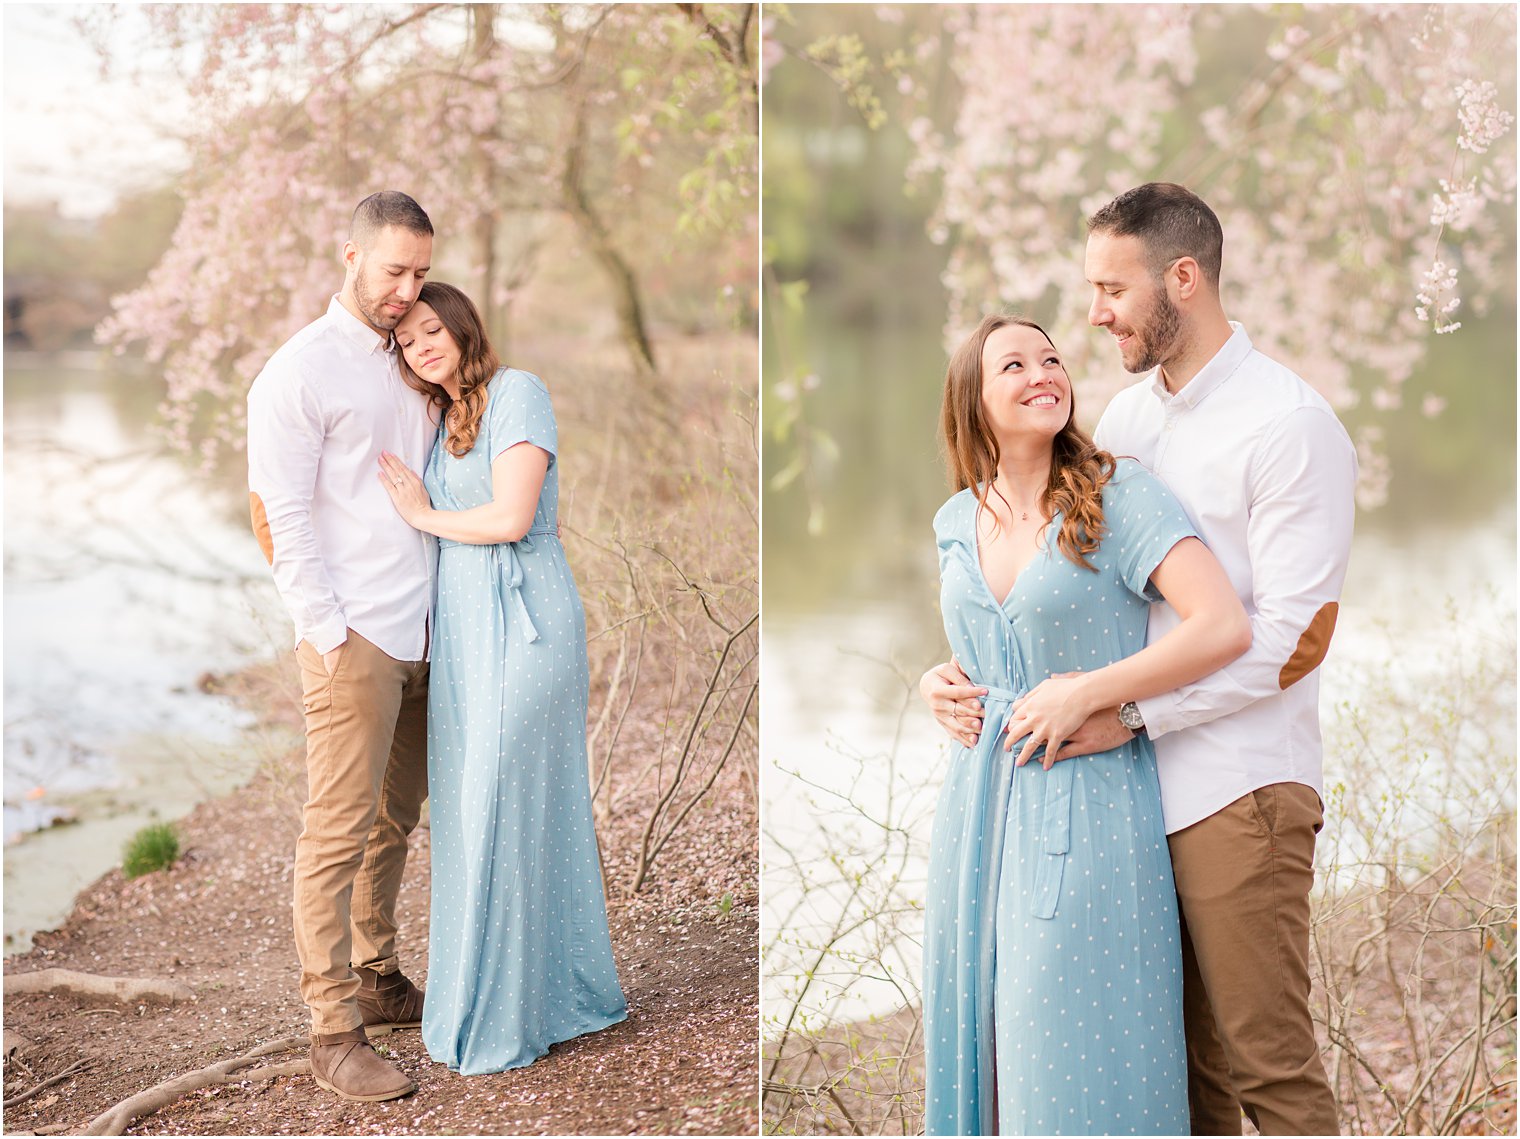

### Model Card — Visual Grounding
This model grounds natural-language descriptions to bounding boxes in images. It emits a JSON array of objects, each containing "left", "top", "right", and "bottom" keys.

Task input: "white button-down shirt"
[
  {"left": 247, "top": 296, "right": 437, "bottom": 660},
  {"left": 1094, "top": 323, "right": 1357, "bottom": 834}
]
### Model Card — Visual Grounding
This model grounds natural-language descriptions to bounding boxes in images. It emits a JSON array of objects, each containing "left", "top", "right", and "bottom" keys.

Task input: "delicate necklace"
[{"left": 993, "top": 480, "right": 1041, "bottom": 523}]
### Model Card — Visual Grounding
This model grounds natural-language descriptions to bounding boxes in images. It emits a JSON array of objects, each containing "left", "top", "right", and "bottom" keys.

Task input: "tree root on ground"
[
  {"left": 4, "top": 1059, "right": 91, "bottom": 1108},
  {"left": 3, "top": 969, "right": 195, "bottom": 1005},
  {"left": 5, "top": 1028, "right": 37, "bottom": 1057},
  {"left": 79, "top": 1036, "right": 309, "bottom": 1136}
]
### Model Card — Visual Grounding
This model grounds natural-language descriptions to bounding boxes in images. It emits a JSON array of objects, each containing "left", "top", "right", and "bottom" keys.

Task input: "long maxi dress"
[
  {"left": 421, "top": 367, "right": 627, "bottom": 1075},
  {"left": 923, "top": 459, "right": 1193, "bottom": 1136}
]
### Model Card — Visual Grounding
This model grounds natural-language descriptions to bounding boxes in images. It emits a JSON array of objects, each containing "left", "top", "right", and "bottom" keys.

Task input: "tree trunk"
[
  {"left": 561, "top": 100, "right": 668, "bottom": 418},
  {"left": 468, "top": 4, "right": 503, "bottom": 348}
]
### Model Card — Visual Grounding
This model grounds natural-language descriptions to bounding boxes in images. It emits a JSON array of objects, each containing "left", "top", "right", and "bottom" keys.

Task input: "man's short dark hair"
[
  {"left": 349, "top": 191, "right": 433, "bottom": 249},
  {"left": 1087, "top": 183, "right": 1223, "bottom": 287}
]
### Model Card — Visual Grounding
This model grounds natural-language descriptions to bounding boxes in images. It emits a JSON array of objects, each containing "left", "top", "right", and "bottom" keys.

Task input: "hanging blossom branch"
[
  {"left": 901, "top": 4, "right": 1515, "bottom": 509},
  {"left": 1419, "top": 78, "right": 1515, "bottom": 335}
]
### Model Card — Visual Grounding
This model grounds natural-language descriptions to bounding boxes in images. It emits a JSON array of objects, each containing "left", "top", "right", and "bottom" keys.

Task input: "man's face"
[
  {"left": 1084, "top": 231, "right": 1183, "bottom": 375},
  {"left": 347, "top": 226, "right": 433, "bottom": 333}
]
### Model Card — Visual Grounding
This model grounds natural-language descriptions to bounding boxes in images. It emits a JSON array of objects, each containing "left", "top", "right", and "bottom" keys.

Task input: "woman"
[
  {"left": 378, "top": 281, "right": 627, "bottom": 1075},
  {"left": 924, "top": 314, "right": 1249, "bottom": 1135}
]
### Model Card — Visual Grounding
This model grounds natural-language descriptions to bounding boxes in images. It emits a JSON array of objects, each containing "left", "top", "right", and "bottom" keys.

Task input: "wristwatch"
[{"left": 1118, "top": 701, "right": 1145, "bottom": 732}]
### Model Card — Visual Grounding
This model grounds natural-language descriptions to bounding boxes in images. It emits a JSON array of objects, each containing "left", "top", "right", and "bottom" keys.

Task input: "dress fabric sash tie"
[
  {"left": 439, "top": 524, "right": 558, "bottom": 644},
  {"left": 975, "top": 684, "right": 1076, "bottom": 921}
]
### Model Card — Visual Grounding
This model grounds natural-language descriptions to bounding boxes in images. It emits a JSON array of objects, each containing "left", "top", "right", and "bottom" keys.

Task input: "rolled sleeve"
[
  {"left": 247, "top": 363, "right": 348, "bottom": 653},
  {"left": 1139, "top": 406, "right": 1357, "bottom": 737}
]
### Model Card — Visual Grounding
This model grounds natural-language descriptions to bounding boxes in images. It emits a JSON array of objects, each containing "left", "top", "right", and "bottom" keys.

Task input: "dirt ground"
[{"left": 3, "top": 666, "right": 758, "bottom": 1136}]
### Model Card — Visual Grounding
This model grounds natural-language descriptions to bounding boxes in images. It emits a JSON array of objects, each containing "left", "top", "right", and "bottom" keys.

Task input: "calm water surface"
[{"left": 3, "top": 359, "right": 293, "bottom": 953}]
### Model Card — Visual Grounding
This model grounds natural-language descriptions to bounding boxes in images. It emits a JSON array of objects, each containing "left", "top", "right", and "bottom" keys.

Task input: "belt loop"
[{"left": 1030, "top": 761, "right": 1074, "bottom": 919}]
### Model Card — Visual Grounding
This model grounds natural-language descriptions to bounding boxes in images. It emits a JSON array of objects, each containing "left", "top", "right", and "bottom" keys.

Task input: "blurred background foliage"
[{"left": 3, "top": 189, "right": 182, "bottom": 352}]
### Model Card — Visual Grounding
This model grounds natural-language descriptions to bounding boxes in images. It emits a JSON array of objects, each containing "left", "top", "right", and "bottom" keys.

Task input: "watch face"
[{"left": 1120, "top": 703, "right": 1143, "bottom": 730}]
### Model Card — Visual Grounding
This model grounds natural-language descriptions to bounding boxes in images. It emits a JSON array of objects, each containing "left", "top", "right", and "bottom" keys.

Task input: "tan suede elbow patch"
[
  {"left": 1279, "top": 602, "right": 1339, "bottom": 689},
  {"left": 250, "top": 492, "right": 274, "bottom": 565}
]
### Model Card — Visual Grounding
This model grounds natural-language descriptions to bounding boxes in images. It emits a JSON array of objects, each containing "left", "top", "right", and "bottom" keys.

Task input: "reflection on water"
[{"left": 3, "top": 358, "right": 291, "bottom": 952}]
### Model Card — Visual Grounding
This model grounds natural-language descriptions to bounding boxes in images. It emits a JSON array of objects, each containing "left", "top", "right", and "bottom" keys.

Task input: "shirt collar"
[
  {"left": 1149, "top": 321, "right": 1252, "bottom": 409},
  {"left": 327, "top": 295, "right": 395, "bottom": 356}
]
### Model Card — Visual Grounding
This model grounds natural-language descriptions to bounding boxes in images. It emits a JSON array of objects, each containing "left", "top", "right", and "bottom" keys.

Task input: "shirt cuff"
[
  {"left": 1135, "top": 689, "right": 1182, "bottom": 739},
  {"left": 304, "top": 616, "right": 349, "bottom": 656}
]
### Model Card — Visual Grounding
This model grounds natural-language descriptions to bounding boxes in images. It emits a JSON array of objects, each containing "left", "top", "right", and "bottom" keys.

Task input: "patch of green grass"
[{"left": 122, "top": 822, "right": 180, "bottom": 879}]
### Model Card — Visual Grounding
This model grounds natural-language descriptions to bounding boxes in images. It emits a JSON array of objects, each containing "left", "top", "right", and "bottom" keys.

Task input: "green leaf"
[
  {"left": 769, "top": 455, "right": 805, "bottom": 491},
  {"left": 779, "top": 279, "right": 810, "bottom": 313}
]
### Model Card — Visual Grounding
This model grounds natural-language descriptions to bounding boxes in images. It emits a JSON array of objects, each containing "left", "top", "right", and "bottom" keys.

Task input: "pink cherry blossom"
[
  {"left": 892, "top": 4, "right": 1514, "bottom": 507},
  {"left": 89, "top": 3, "right": 758, "bottom": 468}
]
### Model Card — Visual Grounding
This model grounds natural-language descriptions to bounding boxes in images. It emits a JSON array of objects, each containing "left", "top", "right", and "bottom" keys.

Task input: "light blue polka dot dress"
[
  {"left": 421, "top": 367, "right": 627, "bottom": 1075},
  {"left": 924, "top": 459, "right": 1191, "bottom": 1135}
]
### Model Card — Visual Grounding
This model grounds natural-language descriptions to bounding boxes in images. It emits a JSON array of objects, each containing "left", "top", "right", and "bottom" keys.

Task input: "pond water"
[{"left": 3, "top": 357, "right": 294, "bottom": 953}]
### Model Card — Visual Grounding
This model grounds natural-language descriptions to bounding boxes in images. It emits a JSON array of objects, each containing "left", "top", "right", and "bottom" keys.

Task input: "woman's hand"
[
  {"left": 378, "top": 451, "right": 431, "bottom": 527},
  {"left": 920, "top": 658, "right": 986, "bottom": 749},
  {"left": 1004, "top": 672, "right": 1093, "bottom": 769}
]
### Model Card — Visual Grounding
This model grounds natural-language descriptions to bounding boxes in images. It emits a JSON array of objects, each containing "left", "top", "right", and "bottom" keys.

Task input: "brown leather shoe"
[
  {"left": 354, "top": 965, "right": 425, "bottom": 1035},
  {"left": 309, "top": 1028, "right": 417, "bottom": 1102}
]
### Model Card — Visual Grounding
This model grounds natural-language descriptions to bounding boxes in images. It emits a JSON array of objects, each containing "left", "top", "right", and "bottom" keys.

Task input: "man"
[
  {"left": 921, "top": 182, "right": 1354, "bottom": 1135},
  {"left": 247, "top": 191, "right": 436, "bottom": 1102}
]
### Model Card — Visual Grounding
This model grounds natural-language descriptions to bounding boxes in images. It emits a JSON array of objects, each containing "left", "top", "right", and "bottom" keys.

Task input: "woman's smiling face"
[
  {"left": 978, "top": 322, "right": 1071, "bottom": 443},
  {"left": 395, "top": 301, "right": 460, "bottom": 388}
]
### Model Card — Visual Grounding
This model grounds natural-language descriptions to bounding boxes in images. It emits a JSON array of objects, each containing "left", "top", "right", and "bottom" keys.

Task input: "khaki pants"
[
  {"left": 1169, "top": 782, "right": 1340, "bottom": 1136},
  {"left": 292, "top": 631, "right": 429, "bottom": 1035}
]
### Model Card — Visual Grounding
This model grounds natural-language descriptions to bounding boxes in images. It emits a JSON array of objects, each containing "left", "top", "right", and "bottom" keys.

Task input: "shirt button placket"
[{"left": 1155, "top": 409, "right": 1178, "bottom": 467}]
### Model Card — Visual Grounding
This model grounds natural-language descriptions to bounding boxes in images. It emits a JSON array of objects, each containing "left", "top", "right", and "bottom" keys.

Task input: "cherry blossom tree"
[
  {"left": 765, "top": 4, "right": 1515, "bottom": 510},
  {"left": 904, "top": 3, "right": 1516, "bottom": 507},
  {"left": 88, "top": 3, "right": 756, "bottom": 468}
]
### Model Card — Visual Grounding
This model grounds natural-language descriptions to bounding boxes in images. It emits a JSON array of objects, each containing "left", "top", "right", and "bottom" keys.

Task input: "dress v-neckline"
[{"left": 971, "top": 496, "right": 1055, "bottom": 610}]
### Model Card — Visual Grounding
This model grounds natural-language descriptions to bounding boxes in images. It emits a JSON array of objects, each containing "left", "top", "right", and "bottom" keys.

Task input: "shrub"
[{"left": 122, "top": 822, "right": 180, "bottom": 880}]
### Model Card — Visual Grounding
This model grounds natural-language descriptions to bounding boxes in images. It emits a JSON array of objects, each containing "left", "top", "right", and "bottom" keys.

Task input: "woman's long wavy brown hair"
[
  {"left": 941, "top": 313, "right": 1116, "bottom": 572},
  {"left": 398, "top": 281, "right": 501, "bottom": 457}
]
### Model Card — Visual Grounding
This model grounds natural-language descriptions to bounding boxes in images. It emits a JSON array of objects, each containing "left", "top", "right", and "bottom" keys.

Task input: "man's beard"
[
  {"left": 354, "top": 268, "right": 403, "bottom": 331},
  {"left": 1124, "top": 287, "right": 1184, "bottom": 374}
]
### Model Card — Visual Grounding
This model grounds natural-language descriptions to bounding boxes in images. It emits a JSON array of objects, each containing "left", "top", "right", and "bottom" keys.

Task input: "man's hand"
[
  {"left": 920, "top": 658, "right": 987, "bottom": 749},
  {"left": 1043, "top": 706, "right": 1134, "bottom": 763},
  {"left": 322, "top": 642, "right": 345, "bottom": 677}
]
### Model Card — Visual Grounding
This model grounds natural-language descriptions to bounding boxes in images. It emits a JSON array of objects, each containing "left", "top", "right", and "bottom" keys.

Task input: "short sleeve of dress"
[
  {"left": 924, "top": 492, "right": 960, "bottom": 568},
  {"left": 1105, "top": 459, "right": 1199, "bottom": 602},
  {"left": 487, "top": 368, "right": 558, "bottom": 462},
  {"left": 933, "top": 490, "right": 974, "bottom": 577}
]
